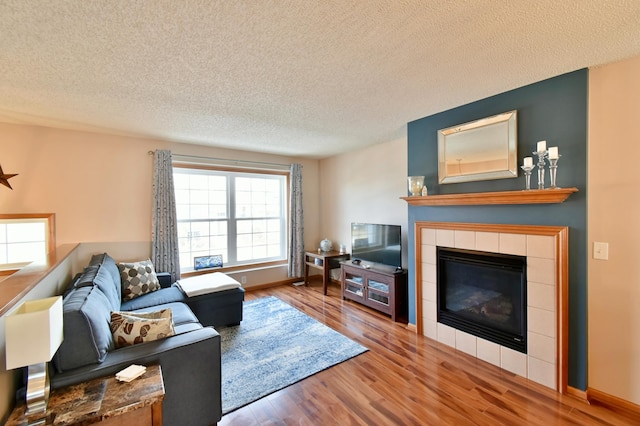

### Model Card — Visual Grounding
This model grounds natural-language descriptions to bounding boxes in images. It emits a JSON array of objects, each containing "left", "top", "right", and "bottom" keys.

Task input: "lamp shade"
[{"left": 5, "top": 296, "right": 63, "bottom": 370}]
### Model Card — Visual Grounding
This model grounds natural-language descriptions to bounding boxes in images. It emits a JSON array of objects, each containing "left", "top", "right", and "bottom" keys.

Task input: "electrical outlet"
[
  {"left": 593, "top": 242, "right": 609, "bottom": 260},
  {"left": 241, "top": 276, "right": 247, "bottom": 284}
]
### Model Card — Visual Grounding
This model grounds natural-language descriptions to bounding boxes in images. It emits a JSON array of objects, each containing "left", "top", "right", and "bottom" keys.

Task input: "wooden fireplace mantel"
[{"left": 401, "top": 187, "right": 578, "bottom": 206}]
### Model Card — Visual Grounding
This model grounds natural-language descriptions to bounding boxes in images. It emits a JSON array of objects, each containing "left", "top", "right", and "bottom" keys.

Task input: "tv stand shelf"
[{"left": 341, "top": 262, "right": 407, "bottom": 323}]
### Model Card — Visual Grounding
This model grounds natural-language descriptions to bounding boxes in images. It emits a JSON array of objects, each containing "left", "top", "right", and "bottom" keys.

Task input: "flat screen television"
[{"left": 351, "top": 223, "right": 402, "bottom": 268}]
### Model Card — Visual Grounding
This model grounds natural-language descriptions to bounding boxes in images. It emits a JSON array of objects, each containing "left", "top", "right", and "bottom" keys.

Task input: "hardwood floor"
[{"left": 219, "top": 281, "right": 639, "bottom": 425}]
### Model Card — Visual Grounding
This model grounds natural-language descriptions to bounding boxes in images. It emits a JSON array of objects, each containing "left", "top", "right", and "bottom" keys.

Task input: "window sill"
[{"left": 180, "top": 260, "right": 287, "bottom": 278}]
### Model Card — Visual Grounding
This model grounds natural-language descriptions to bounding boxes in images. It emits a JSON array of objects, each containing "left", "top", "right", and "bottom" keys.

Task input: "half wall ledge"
[
  {"left": 401, "top": 187, "right": 578, "bottom": 206},
  {"left": 0, "top": 244, "right": 78, "bottom": 316}
]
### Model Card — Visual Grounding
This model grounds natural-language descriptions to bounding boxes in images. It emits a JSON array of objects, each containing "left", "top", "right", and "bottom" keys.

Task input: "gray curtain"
[
  {"left": 152, "top": 150, "right": 181, "bottom": 281},
  {"left": 288, "top": 163, "right": 304, "bottom": 278}
]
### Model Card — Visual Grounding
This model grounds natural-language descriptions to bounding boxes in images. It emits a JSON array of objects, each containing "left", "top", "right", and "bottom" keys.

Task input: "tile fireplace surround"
[{"left": 415, "top": 222, "right": 568, "bottom": 392}]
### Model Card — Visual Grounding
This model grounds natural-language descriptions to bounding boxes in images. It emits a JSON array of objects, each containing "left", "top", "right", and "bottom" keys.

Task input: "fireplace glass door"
[{"left": 437, "top": 247, "right": 527, "bottom": 353}]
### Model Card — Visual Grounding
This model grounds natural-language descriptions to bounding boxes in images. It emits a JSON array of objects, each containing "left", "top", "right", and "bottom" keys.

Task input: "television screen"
[{"left": 351, "top": 223, "right": 402, "bottom": 268}]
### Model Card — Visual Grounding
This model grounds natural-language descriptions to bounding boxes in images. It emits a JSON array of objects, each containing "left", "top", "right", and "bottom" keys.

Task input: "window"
[
  {"left": 173, "top": 166, "right": 287, "bottom": 272},
  {"left": 0, "top": 214, "right": 54, "bottom": 269}
]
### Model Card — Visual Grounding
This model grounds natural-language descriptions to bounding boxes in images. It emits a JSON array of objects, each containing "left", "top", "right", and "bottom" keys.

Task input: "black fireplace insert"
[{"left": 437, "top": 247, "right": 527, "bottom": 353}]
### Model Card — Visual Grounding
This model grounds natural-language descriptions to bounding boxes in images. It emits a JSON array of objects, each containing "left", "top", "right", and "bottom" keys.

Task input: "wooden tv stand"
[{"left": 341, "top": 262, "right": 407, "bottom": 323}]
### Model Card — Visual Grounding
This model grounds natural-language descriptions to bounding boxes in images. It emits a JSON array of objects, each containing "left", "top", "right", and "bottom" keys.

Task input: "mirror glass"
[{"left": 438, "top": 110, "right": 518, "bottom": 184}]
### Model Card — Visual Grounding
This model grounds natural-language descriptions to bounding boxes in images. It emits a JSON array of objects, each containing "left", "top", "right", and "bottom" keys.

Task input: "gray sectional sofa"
[{"left": 50, "top": 253, "right": 242, "bottom": 426}]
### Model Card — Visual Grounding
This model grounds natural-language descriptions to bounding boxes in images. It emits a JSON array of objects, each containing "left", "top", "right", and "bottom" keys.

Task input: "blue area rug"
[{"left": 219, "top": 296, "right": 368, "bottom": 414}]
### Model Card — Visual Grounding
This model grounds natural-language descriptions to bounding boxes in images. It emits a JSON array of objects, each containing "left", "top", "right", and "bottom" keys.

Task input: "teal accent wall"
[{"left": 406, "top": 69, "right": 588, "bottom": 389}]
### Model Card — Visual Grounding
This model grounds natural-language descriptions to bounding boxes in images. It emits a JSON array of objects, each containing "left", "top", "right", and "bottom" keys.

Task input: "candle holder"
[
  {"left": 534, "top": 150, "right": 547, "bottom": 189},
  {"left": 548, "top": 155, "right": 562, "bottom": 188},
  {"left": 520, "top": 165, "right": 534, "bottom": 190}
]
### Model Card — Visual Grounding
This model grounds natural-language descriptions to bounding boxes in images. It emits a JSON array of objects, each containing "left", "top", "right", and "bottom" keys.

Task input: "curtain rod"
[{"left": 147, "top": 150, "right": 292, "bottom": 168}]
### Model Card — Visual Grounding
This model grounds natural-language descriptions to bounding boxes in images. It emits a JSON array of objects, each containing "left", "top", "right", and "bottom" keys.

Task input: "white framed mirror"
[{"left": 438, "top": 110, "right": 518, "bottom": 184}]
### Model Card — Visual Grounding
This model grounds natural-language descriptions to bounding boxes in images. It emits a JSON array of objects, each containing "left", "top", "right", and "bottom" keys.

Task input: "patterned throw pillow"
[
  {"left": 110, "top": 309, "right": 175, "bottom": 348},
  {"left": 117, "top": 259, "right": 161, "bottom": 301}
]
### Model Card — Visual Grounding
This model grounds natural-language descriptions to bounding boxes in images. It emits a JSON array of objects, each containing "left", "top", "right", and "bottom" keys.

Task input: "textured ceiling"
[{"left": 1, "top": 1, "right": 640, "bottom": 159}]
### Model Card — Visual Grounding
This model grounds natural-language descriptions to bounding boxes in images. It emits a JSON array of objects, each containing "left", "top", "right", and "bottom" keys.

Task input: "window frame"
[
  {"left": 0, "top": 213, "right": 55, "bottom": 271},
  {"left": 173, "top": 163, "right": 289, "bottom": 274}
]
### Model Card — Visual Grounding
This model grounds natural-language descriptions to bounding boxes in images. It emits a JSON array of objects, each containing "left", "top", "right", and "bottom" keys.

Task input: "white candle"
[
  {"left": 548, "top": 146, "right": 559, "bottom": 159},
  {"left": 537, "top": 140, "right": 547, "bottom": 153},
  {"left": 523, "top": 157, "right": 533, "bottom": 167}
]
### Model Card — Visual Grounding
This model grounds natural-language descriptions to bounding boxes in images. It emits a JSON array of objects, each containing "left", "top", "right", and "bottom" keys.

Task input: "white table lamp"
[{"left": 5, "top": 296, "right": 63, "bottom": 415}]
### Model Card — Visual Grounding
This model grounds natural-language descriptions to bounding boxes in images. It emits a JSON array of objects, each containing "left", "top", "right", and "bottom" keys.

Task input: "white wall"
[
  {"left": 318, "top": 136, "right": 408, "bottom": 267},
  {"left": 588, "top": 55, "right": 640, "bottom": 405}
]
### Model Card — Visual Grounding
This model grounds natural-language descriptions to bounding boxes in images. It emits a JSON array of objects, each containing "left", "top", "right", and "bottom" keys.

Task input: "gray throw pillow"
[{"left": 117, "top": 259, "right": 161, "bottom": 301}]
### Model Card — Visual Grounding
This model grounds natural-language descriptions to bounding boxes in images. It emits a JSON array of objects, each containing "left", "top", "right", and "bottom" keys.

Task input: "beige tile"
[
  {"left": 527, "top": 235, "right": 556, "bottom": 259},
  {"left": 421, "top": 244, "right": 436, "bottom": 264},
  {"left": 528, "top": 357, "right": 556, "bottom": 389},
  {"left": 528, "top": 332, "right": 556, "bottom": 364},
  {"left": 436, "top": 229, "right": 455, "bottom": 248},
  {"left": 423, "top": 262, "right": 436, "bottom": 284},
  {"left": 528, "top": 281, "right": 555, "bottom": 311},
  {"left": 422, "top": 227, "right": 436, "bottom": 245},
  {"left": 476, "top": 232, "right": 499, "bottom": 253},
  {"left": 422, "top": 280, "right": 437, "bottom": 302},
  {"left": 499, "top": 233, "right": 527, "bottom": 256},
  {"left": 454, "top": 230, "right": 475, "bottom": 250},
  {"left": 423, "top": 319, "right": 437, "bottom": 340},
  {"left": 477, "top": 338, "right": 501, "bottom": 367},
  {"left": 527, "top": 257, "right": 555, "bottom": 286},
  {"left": 455, "top": 330, "right": 477, "bottom": 357},
  {"left": 423, "top": 300, "right": 437, "bottom": 321},
  {"left": 501, "top": 347, "right": 527, "bottom": 377},
  {"left": 437, "top": 323, "right": 456, "bottom": 348},
  {"left": 528, "top": 307, "right": 555, "bottom": 338}
]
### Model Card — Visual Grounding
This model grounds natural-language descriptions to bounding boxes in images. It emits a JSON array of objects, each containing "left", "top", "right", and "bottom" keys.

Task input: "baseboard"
[
  {"left": 566, "top": 386, "right": 589, "bottom": 402},
  {"left": 244, "top": 278, "right": 299, "bottom": 292},
  {"left": 587, "top": 387, "right": 640, "bottom": 417}
]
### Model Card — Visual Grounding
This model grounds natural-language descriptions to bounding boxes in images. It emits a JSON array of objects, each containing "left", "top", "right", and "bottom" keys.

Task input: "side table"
[
  {"left": 6, "top": 364, "right": 165, "bottom": 426},
  {"left": 304, "top": 250, "right": 350, "bottom": 295}
]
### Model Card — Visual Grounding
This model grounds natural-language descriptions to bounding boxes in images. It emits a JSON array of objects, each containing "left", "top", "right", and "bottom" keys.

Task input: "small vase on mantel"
[{"left": 407, "top": 176, "right": 425, "bottom": 196}]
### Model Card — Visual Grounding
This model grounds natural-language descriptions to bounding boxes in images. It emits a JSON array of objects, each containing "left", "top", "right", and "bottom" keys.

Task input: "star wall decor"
[{"left": 0, "top": 164, "right": 18, "bottom": 190}]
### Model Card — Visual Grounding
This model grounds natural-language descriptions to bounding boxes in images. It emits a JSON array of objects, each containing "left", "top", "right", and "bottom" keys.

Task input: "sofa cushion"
[
  {"left": 93, "top": 264, "right": 122, "bottom": 311},
  {"left": 61, "top": 271, "right": 85, "bottom": 297},
  {"left": 70, "top": 266, "right": 97, "bottom": 289},
  {"left": 89, "top": 253, "right": 122, "bottom": 296},
  {"left": 74, "top": 253, "right": 124, "bottom": 310},
  {"left": 110, "top": 309, "right": 176, "bottom": 348},
  {"left": 131, "top": 302, "right": 199, "bottom": 327},
  {"left": 120, "top": 286, "right": 186, "bottom": 311},
  {"left": 90, "top": 253, "right": 120, "bottom": 279},
  {"left": 173, "top": 322, "right": 203, "bottom": 334},
  {"left": 68, "top": 259, "right": 121, "bottom": 311},
  {"left": 118, "top": 259, "right": 161, "bottom": 301},
  {"left": 53, "top": 285, "right": 115, "bottom": 372}
]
